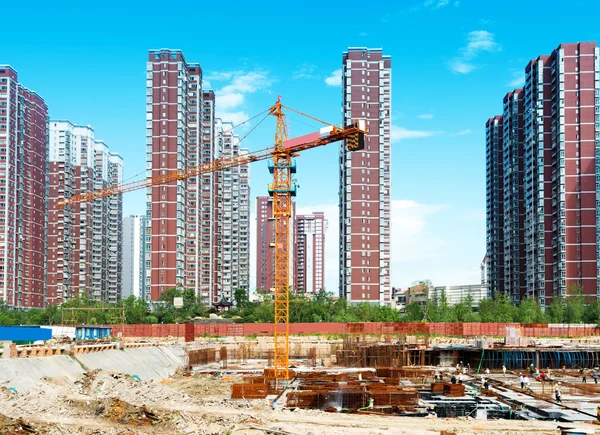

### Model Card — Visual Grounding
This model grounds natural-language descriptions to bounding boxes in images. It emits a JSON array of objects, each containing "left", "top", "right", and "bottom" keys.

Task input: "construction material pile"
[
  {"left": 286, "top": 370, "right": 420, "bottom": 412},
  {"left": 231, "top": 368, "right": 296, "bottom": 399}
]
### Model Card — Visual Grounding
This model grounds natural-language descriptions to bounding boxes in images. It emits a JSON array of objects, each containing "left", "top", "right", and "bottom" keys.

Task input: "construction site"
[{"left": 1, "top": 322, "right": 600, "bottom": 434}]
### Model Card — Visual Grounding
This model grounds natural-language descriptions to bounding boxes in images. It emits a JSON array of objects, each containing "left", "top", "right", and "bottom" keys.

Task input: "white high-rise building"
[
  {"left": 48, "top": 121, "right": 123, "bottom": 304},
  {"left": 122, "top": 215, "right": 146, "bottom": 299},
  {"left": 214, "top": 119, "right": 250, "bottom": 303},
  {"left": 295, "top": 213, "right": 327, "bottom": 294},
  {"left": 339, "top": 47, "right": 392, "bottom": 305},
  {"left": 107, "top": 152, "right": 124, "bottom": 303}
]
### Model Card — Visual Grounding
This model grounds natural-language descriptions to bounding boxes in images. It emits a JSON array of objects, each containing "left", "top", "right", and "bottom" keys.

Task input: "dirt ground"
[{"left": 0, "top": 370, "right": 595, "bottom": 435}]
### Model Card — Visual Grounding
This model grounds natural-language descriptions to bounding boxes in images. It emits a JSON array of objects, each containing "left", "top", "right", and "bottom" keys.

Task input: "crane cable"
[
  {"left": 112, "top": 107, "right": 272, "bottom": 187},
  {"left": 281, "top": 104, "right": 332, "bottom": 127}
]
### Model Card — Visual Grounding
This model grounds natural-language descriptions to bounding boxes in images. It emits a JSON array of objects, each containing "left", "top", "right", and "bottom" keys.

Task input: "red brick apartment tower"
[
  {"left": 0, "top": 66, "right": 48, "bottom": 308},
  {"left": 146, "top": 49, "right": 196, "bottom": 300},
  {"left": 502, "top": 89, "right": 526, "bottom": 303},
  {"left": 256, "top": 196, "right": 295, "bottom": 294},
  {"left": 339, "top": 47, "right": 392, "bottom": 305},
  {"left": 256, "top": 196, "right": 275, "bottom": 293},
  {"left": 488, "top": 42, "right": 600, "bottom": 307},
  {"left": 522, "top": 43, "right": 600, "bottom": 307},
  {"left": 48, "top": 122, "right": 95, "bottom": 304},
  {"left": 294, "top": 212, "right": 326, "bottom": 294},
  {"left": 485, "top": 116, "right": 504, "bottom": 297}
]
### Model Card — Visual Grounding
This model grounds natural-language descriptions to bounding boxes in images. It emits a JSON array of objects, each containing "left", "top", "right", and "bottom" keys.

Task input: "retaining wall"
[{"left": 111, "top": 322, "right": 600, "bottom": 338}]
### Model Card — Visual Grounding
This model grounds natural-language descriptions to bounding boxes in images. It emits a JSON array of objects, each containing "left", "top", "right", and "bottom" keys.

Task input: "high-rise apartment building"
[
  {"left": 190, "top": 90, "right": 216, "bottom": 304},
  {"left": 339, "top": 47, "right": 392, "bottom": 305},
  {"left": 49, "top": 122, "right": 94, "bottom": 304},
  {"left": 255, "top": 196, "right": 296, "bottom": 294},
  {"left": 48, "top": 121, "right": 123, "bottom": 304},
  {"left": 146, "top": 49, "right": 250, "bottom": 304},
  {"left": 256, "top": 196, "right": 275, "bottom": 293},
  {"left": 485, "top": 116, "right": 504, "bottom": 297},
  {"left": 294, "top": 212, "right": 326, "bottom": 294},
  {"left": 0, "top": 66, "right": 48, "bottom": 308},
  {"left": 146, "top": 49, "right": 199, "bottom": 300},
  {"left": 502, "top": 89, "right": 526, "bottom": 302},
  {"left": 486, "top": 42, "right": 600, "bottom": 307},
  {"left": 107, "top": 152, "right": 123, "bottom": 303},
  {"left": 214, "top": 119, "right": 250, "bottom": 303},
  {"left": 122, "top": 215, "right": 146, "bottom": 299}
]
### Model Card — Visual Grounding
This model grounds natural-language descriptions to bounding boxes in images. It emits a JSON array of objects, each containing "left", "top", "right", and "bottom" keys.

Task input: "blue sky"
[{"left": 2, "top": 0, "right": 600, "bottom": 293}]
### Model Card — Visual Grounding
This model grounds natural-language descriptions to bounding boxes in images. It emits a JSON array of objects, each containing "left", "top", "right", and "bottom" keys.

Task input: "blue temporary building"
[
  {"left": 75, "top": 326, "right": 113, "bottom": 340},
  {"left": 0, "top": 326, "right": 52, "bottom": 343}
]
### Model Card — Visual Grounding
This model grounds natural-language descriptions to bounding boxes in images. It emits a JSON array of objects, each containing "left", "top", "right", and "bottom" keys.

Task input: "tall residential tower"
[
  {"left": 0, "top": 66, "right": 48, "bottom": 308},
  {"left": 339, "top": 47, "right": 392, "bottom": 305},
  {"left": 294, "top": 212, "right": 326, "bottom": 294},
  {"left": 48, "top": 121, "right": 123, "bottom": 304},
  {"left": 486, "top": 42, "right": 600, "bottom": 307}
]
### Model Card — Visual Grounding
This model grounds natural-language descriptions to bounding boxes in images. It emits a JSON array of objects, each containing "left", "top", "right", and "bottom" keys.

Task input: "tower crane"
[{"left": 58, "top": 99, "right": 366, "bottom": 380}]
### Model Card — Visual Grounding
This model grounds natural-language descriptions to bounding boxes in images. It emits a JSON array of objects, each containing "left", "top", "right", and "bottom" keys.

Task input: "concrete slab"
[
  {"left": 75, "top": 346, "right": 183, "bottom": 380},
  {"left": 0, "top": 355, "right": 85, "bottom": 392}
]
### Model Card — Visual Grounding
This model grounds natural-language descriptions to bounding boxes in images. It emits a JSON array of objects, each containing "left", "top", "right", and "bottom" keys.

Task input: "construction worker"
[
  {"left": 594, "top": 370, "right": 599, "bottom": 384},
  {"left": 519, "top": 373, "right": 525, "bottom": 389},
  {"left": 596, "top": 405, "right": 600, "bottom": 422},
  {"left": 582, "top": 369, "right": 588, "bottom": 384},
  {"left": 502, "top": 364, "right": 507, "bottom": 376},
  {"left": 554, "top": 382, "right": 562, "bottom": 403},
  {"left": 523, "top": 375, "right": 531, "bottom": 392},
  {"left": 485, "top": 368, "right": 490, "bottom": 375}
]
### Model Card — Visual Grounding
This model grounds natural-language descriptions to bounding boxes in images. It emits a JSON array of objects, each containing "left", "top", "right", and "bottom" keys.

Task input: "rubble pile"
[{"left": 77, "top": 369, "right": 196, "bottom": 405}]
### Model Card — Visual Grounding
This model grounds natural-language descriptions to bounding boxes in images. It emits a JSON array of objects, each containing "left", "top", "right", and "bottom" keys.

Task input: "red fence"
[{"left": 110, "top": 322, "right": 600, "bottom": 339}]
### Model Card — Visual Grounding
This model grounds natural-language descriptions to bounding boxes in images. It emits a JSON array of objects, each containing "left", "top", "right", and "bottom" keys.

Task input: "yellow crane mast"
[{"left": 58, "top": 100, "right": 366, "bottom": 381}]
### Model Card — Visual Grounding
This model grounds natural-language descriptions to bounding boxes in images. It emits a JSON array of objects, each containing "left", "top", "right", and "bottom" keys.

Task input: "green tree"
[
  {"left": 583, "top": 300, "right": 600, "bottom": 324},
  {"left": 516, "top": 298, "right": 546, "bottom": 323},
  {"left": 564, "top": 284, "right": 585, "bottom": 324},
  {"left": 405, "top": 303, "right": 424, "bottom": 322},
  {"left": 546, "top": 295, "right": 564, "bottom": 323},
  {"left": 120, "top": 295, "right": 148, "bottom": 324},
  {"left": 234, "top": 288, "right": 249, "bottom": 310}
]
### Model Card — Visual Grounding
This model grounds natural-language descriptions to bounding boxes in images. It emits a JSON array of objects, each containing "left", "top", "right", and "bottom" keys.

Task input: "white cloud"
[
  {"left": 216, "top": 92, "right": 244, "bottom": 110},
  {"left": 205, "top": 71, "right": 234, "bottom": 81},
  {"left": 424, "top": 0, "right": 449, "bottom": 7},
  {"left": 215, "top": 110, "right": 249, "bottom": 127},
  {"left": 325, "top": 69, "right": 342, "bottom": 86},
  {"left": 220, "top": 71, "right": 271, "bottom": 94},
  {"left": 449, "top": 60, "right": 477, "bottom": 74},
  {"left": 392, "top": 125, "right": 473, "bottom": 141},
  {"left": 293, "top": 64, "right": 318, "bottom": 80},
  {"left": 358, "top": 31, "right": 368, "bottom": 36},
  {"left": 209, "top": 70, "right": 272, "bottom": 126},
  {"left": 391, "top": 125, "right": 437, "bottom": 141},
  {"left": 507, "top": 71, "right": 524, "bottom": 87},
  {"left": 464, "top": 30, "right": 501, "bottom": 56},
  {"left": 449, "top": 30, "right": 501, "bottom": 74},
  {"left": 390, "top": 200, "right": 447, "bottom": 263},
  {"left": 418, "top": 113, "right": 434, "bottom": 120}
]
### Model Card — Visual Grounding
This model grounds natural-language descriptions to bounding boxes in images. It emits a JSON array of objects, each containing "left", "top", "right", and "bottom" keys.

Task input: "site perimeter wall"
[{"left": 110, "top": 322, "right": 600, "bottom": 338}]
